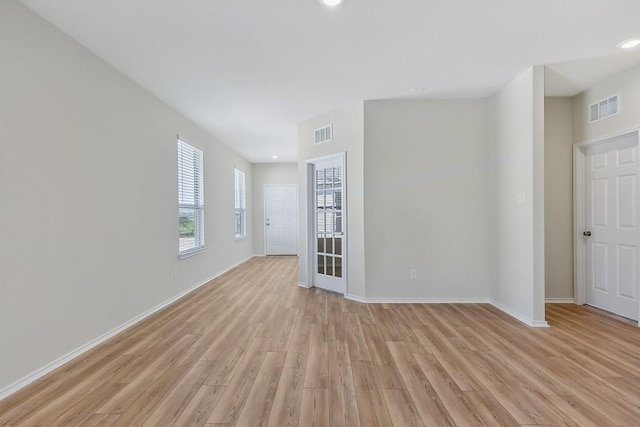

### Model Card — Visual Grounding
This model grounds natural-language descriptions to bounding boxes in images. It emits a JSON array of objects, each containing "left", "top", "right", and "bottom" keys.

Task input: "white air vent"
[
  {"left": 590, "top": 94, "right": 620, "bottom": 123},
  {"left": 314, "top": 125, "right": 333, "bottom": 144}
]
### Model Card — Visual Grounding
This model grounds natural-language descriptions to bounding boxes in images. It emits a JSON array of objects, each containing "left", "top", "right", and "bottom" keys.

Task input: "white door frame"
[
  {"left": 305, "top": 152, "right": 347, "bottom": 295},
  {"left": 573, "top": 128, "right": 640, "bottom": 325},
  {"left": 263, "top": 184, "right": 298, "bottom": 255}
]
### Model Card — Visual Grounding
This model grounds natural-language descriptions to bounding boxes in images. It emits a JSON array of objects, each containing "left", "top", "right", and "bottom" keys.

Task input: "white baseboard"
[
  {"left": 529, "top": 320, "right": 551, "bottom": 327},
  {"left": 545, "top": 298, "right": 575, "bottom": 304},
  {"left": 344, "top": 294, "right": 366, "bottom": 303},
  {"left": 345, "top": 295, "right": 490, "bottom": 304},
  {"left": 297, "top": 282, "right": 310, "bottom": 288},
  {"left": 333, "top": 291, "right": 551, "bottom": 328},
  {"left": 344, "top": 293, "right": 550, "bottom": 327},
  {"left": 489, "top": 299, "right": 549, "bottom": 328},
  {"left": 0, "top": 256, "right": 253, "bottom": 402}
]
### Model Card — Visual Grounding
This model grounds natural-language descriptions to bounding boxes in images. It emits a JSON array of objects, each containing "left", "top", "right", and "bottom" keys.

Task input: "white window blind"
[
  {"left": 234, "top": 167, "right": 246, "bottom": 239},
  {"left": 178, "top": 140, "right": 205, "bottom": 257}
]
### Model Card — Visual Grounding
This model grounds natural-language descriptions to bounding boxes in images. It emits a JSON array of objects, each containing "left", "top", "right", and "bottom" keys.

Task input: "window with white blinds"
[
  {"left": 177, "top": 140, "right": 205, "bottom": 257},
  {"left": 234, "top": 167, "right": 246, "bottom": 239}
]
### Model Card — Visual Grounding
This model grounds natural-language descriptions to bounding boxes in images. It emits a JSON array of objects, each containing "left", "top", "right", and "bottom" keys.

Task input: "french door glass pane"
[
  {"left": 325, "top": 211, "right": 334, "bottom": 233},
  {"left": 316, "top": 191, "right": 325, "bottom": 208},
  {"left": 316, "top": 170, "right": 325, "bottom": 189},
  {"left": 317, "top": 212, "right": 325, "bottom": 233},
  {"left": 334, "top": 190, "right": 342, "bottom": 209},
  {"left": 334, "top": 167, "right": 342, "bottom": 188},
  {"left": 315, "top": 162, "right": 343, "bottom": 281},
  {"left": 326, "top": 237, "right": 333, "bottom": 255}
]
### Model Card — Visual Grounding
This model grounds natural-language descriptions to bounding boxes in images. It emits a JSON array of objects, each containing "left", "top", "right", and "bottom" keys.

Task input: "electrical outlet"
[{"left": 410, "top": 269, "right": 417, "bottom": 279}]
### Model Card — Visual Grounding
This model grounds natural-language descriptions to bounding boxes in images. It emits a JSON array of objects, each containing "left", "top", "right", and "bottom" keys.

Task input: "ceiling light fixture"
[
  {"left": 620, "top": 39, "right": 640, "bottom": 49},
  {"left": 271, "top": 155, "right": 278, "bottom": 159},
  {"left": 320, "top": 0, "right": 343, "bottom": 7}
]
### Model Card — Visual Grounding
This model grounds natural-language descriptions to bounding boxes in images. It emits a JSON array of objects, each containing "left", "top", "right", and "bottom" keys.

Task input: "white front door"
[
  {"left": 312, "top": 156, "right": 345, "bottom": 294},
  {"left": 264, "top": 184, "right": 298, "bottom": 255},
  {"left": 585, "top": 133, "right": 640, "bottom": 320}
]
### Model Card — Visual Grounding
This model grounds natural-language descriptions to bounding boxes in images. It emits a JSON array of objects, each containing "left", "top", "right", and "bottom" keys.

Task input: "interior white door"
[
  {"left": 264, "top": 185, "right": 298, "bottom": 255},
  {"left": 313, "top": 156, "right": 345, "bottom": 294},
  {"left": 585, "top": 133, "right": 640, "bottom": 320}
]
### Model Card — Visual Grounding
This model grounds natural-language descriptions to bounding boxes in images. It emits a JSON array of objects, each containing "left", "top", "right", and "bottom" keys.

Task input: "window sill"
[
  {"left": 235, "top": 236, "right": 247, "bottom": 242},
  {"left": 178, "top": 247, "right": 206, "bottom": 259}
]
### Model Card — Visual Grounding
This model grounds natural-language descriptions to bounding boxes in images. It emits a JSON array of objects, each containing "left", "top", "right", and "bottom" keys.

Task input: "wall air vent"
[
  {"left": 314, "top": 124, "right": 333, "bottom": 144},
  {"left": 590, "top": 94, "right": 620, "bottom": 123}
]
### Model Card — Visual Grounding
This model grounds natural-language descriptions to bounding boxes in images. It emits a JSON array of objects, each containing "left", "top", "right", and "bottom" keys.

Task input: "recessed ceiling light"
[
  {"left": 620, "top": 39, "right": 640, "bottom": 49},
  {"left": 320, "top": 0, "right": 343, "bottom": 7},
  {"left": 271, "top": 155, "right": 278, "bottom": 159}
]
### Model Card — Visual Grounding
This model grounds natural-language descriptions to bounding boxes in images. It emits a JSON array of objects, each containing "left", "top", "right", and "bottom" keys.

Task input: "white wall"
[
  {"left": 487, "top": 66, "right": 547, "bottom": 325},
  {"left": 251, "top": 163, "right": 298, "bottom": 255},
  {"left": 573, "top": 62, "right": 640, "bottom": 143},
  {"left": 362, "top": 100, "right": 491, "bottom": 300},
  {"left": 296, "top": 73, "right": 549, "bottom": 325},
  {"left": 532, "top": 67, "right": 545, "bottom": 322},
  {"left": 0, "top": 0, "right": 252, "bottom": 393},
  {"left": 544, "top": 97, "right": 574, "bottom": 299},
  {"left": 297, "top": 103, "right": 366, "bottom": 297}
]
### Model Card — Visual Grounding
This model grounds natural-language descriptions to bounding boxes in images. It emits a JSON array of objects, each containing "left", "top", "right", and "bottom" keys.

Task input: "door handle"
[{"left": 583, "top": 231, "right": 592, "bottom": 237}]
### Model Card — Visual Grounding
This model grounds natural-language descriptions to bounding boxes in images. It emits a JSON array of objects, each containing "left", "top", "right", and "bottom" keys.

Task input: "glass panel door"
[{"left": 313, "top": 156, "right": 345, "bottom": 294}]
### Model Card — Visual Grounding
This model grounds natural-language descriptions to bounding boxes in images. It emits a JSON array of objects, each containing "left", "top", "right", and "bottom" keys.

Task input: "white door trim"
[
  {"left": 305, "top": 152, "right": 347, "bottom": 295},
  {"left": 263, "top": 184, "right": 298, "bottom": 256},
  {"left": 573, "top": 128, "right": 640, "bottom": 326}
]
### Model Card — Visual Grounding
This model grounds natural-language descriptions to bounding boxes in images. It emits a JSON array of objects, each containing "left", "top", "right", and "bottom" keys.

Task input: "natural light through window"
[
  {"left": 177, "top": 140, "right": 205, "bottom": 257},
  {"left": 234, "top": 167, "right": 246, "bottom": 239}
]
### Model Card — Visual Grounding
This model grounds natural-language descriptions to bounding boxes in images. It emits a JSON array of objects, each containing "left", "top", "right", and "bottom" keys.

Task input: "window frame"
[
  {"left": 234, "top": 167, "right": 247, "bottom": 240},
  {"left": 177, "top": 139, "right": 205, "bottom": 258}
]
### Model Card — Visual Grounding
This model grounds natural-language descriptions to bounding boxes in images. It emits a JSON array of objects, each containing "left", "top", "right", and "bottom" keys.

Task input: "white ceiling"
[{"left": 19, "top": 0, "right": 640, "bottom": 162}]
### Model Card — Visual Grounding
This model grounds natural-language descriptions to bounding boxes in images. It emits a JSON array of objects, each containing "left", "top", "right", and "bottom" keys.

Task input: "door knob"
[{"left": 583, "top": 231, "right": 592, "bottom": 237}]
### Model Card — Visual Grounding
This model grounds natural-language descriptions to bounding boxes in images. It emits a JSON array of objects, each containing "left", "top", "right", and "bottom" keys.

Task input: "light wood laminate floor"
[{"left": 1, "top": 256, "right": 640, "bottom": 426}]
